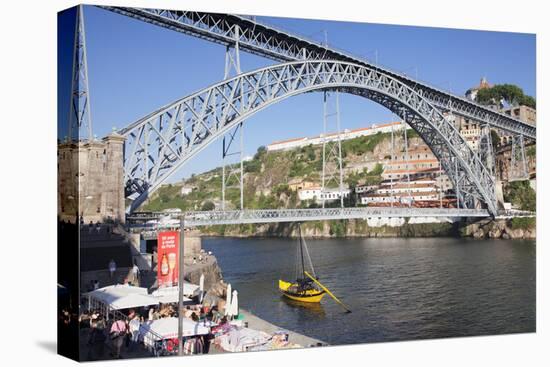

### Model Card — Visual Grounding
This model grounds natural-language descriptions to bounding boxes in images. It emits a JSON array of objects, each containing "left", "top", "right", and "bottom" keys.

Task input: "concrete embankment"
[{"left": 239, "top": 309, "right": 326, "bottom": 347}]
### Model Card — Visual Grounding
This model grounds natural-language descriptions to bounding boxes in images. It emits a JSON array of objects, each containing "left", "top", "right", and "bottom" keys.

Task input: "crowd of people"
[{"left": 78, "top": 302, "right": 227, "bottom": 359}]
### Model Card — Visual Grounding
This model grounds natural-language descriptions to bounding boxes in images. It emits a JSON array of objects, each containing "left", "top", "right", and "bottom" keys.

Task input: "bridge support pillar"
[
  {"left": 221, "top": 24, "right": 244, "bottom": 210},
  {"left": 510, "top": 134, "right": 529, "bottom": 181},
  {"left": 321, "top": 90, "right": 345, "bottom": 208},
  {"left": 68, "top": 4, "right": 93, "bottom": 141}
]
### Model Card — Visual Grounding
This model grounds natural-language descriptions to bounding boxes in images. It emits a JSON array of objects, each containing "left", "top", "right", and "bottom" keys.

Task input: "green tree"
[
  {"left": 244, "top": 159, "right": 261, "bottom": 173},
  {"left": 254, "top": 146, "right": 267, "bottom": 160},
  {"left": 201, "top": 200, "right": 215, "bottom": 211},
  {"left": 476, "top": 84, "right": 536, "bottom": 109},
  {"left": 504, "top": 180, "right": 536, "bottom": 211}
]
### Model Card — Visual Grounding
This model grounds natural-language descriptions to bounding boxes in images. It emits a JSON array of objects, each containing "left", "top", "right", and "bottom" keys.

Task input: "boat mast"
[{"left": 299, "top": 224, "right": 305, "bottom": 279}]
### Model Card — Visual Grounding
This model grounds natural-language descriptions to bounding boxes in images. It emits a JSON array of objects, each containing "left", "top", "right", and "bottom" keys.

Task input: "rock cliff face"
[
  {"left": 199, "top": 217, "right": 535, "bottom": 240},
  {"left": 184, "top": 258, "right": 224, "bottom": 290},
  {"left": 200, "top": 219, "right": 459, "bottom": 238}
]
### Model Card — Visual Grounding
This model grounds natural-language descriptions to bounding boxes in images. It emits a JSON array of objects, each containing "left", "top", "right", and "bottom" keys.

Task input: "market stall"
[
  {"left": 85, "top": 284, "right": 159, "bottom": 316},
  {"left": 141, "top": 317, "right": 213, "bottom": 355}
]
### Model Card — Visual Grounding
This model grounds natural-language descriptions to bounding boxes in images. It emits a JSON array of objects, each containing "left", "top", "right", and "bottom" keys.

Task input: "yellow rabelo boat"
[{"left": 279, "top": 225, "right": 326, "bottom": 303}]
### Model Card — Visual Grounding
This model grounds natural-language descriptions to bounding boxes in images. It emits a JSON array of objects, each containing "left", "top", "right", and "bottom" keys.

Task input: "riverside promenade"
[{"left": 239, "top": 310, "right": 326, "bottom": 347}]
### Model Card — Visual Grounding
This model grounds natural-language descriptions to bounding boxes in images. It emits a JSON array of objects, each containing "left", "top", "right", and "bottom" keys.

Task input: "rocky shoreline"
[{"left": 461, "top": 218, "right": 536, "bottom": 240}]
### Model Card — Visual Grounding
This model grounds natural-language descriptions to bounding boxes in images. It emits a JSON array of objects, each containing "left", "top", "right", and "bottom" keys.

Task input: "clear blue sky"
[{"left": 60, "top": 5, "right": 536, "bottom": 182}]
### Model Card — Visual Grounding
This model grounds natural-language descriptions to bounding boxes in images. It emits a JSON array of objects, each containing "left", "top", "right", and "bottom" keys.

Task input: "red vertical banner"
[{"left": 157, "top": 231, "right": 180, "bottom": 287}]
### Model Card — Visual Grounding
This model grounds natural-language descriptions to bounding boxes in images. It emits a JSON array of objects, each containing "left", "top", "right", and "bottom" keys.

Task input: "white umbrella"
[
  {"left": 199, "top": 273, "right": 205, "bottom": 303},
  {"left": 229, "top": 290, "right": 239, "bottom": 318},
  {"left": 225, "top": 283, "right": 232, "bottom": 316}
]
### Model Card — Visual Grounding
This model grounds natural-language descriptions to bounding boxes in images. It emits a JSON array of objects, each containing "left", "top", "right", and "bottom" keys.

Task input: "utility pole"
[{"left": 177, "top": 216, "right": 185, "bottom": 356}]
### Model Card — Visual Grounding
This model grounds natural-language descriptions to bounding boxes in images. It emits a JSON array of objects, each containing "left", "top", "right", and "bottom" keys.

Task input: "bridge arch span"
[{"left": 119, "top": 60, "right": 497, "bottom": 215}]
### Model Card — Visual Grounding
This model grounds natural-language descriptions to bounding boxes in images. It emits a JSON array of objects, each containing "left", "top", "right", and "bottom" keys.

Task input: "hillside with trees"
[{"left": 141, "top": 130, "right": 419, "bottom": 212}]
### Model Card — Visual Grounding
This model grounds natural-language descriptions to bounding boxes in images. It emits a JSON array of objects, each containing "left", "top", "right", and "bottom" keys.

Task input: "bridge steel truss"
[
  {"left": 103, "top": 6, "right": 536, "bottom": 140},
  {"left": 129, "top": 207, "right": 491, "bottom": 229},
  {"left": 119, "top": 60, "right": 499, "bottom": 215},
  {"left": 68, "top": 5, "right": 93, "bottom": 141}
]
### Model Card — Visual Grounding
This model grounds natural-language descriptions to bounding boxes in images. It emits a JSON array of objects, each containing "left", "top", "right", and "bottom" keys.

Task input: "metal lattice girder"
[
  {"left": 509, "top": 134, "right": 529, "bottom": 181},
  {"left": 321, "top": 91, "right": 345, "bottom": 208},
  {"left": 129, "top": 207, "right": 491, "bottom": 229},
  {"left": 68, "top": 5, "right": 93, "bottom": 141},
  {"left": 102, "top": 6, "right": 536, "bottom": 140},
  {"left": 119, "top": 60, "right": 498, "bottom": 215},
  {"left": 478, "top": 124, "right": 495, "bottom": 177}
]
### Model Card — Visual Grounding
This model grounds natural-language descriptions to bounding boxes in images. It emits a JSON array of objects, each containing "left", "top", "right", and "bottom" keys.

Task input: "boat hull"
[{"left": 279, "top": 279, "right": 326, "bottom": 303}]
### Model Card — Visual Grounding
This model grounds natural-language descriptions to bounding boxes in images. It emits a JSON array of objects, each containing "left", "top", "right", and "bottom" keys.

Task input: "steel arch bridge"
[
  {"left": 105, "top": 6, "right": 536, "bottom": 140},
  {"left": 119, "top": 60, "right": 498, "bottom": 215}
]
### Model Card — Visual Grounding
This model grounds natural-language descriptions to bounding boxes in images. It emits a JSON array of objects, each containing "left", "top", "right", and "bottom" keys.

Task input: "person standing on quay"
[
  {"left": 108, "top": 259, "right": 116, "bottom": 280},
  {"left": 131, "top": 262, "right": 140, "bottom": 287},
  {"left": 110, "top": 317, "right": 127, "bottom": 359},
  {"left": 128, "top": 313, "right": 141, "bottom": 351}
]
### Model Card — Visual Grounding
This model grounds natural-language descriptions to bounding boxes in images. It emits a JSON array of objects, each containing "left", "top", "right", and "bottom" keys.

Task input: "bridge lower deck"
[{"left": 129, "top": 207, "right": 492, "bottom": 229}]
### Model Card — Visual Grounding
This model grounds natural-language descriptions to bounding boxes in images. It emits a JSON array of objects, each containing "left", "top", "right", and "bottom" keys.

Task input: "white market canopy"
[
  {"left": 109, "top": 293, "right": 160, "bottom": 310},
  {"left": 86, "top": 284, "right": 158, "bottom": 310},
  {"left": 86, "top": 283, "right": 201, "bottom": 310},
  {"left": 142, "top": 317, "right": 210, "bottom": 341}
]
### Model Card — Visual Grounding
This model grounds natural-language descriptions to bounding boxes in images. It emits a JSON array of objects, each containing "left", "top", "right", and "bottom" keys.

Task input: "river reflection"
[{"left": 280, "top": 296, "right": 327, "bottom": 319}]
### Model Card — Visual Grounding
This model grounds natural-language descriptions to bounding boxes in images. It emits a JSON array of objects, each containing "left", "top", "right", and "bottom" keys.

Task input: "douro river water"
[{"left": 202, "top": 237, "right": 535, "bottom": 345}]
